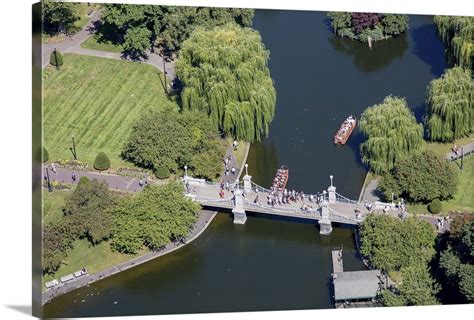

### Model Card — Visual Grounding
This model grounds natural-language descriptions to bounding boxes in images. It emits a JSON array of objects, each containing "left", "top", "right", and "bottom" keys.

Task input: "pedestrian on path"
[
  {"left": 139, "top": 179, "right": 144, "bottom": 187},
  {"left": 231, "top": 167, "right": 236, "bottom": 175},
  {"left": 233, "top": 140, "right": 238, "bottom": 150},
  {"left": 51, "top": 163, "right": 57, "bottom": 174},
  {"left": 71, "top": 172, "right": 76, "bottom": 182}
]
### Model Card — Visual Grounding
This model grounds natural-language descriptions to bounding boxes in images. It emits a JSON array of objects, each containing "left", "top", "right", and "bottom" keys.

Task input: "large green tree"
[
  {"left": 327, "top": 12, "right": 408, "bottom": 42},
  {"left": 63, "top": 177, "right": 117, "bottom": 244},
  {"left": 380, "top": 263, "right": 440, "bottom": 306},
  {"left": 360, "top": 214, "right": 437, "bottom": 272},
  {"left": 122, "top": 108, "right": 225, "bottom": 179},
  {"left": 111, "top": 182, "right": 201, "bottom": 254},
  {"left": 101, "top": 4, "right": 254, "bottom": 53},
  {"left": 425, "top": 67, "right": 473, "bottom": 142},
  {"left": 379, "top": 151, "right": 457, "bottom": 203},
  {"left": 176, "top": 24, "right": 276, "bottom": 142},
  {"left": 359, "top": 95, "right": 423, "bottom": 174},
  {"left": 434, "top": 16, "right": 474, "bottom": 70},
  {"left": 42, "top": 0, "right": 80, "bottom": 35},
  {"left": 437, "top": 220, "right": 474, "bottom": 303},
  {"left": 42, "top": 222, "right": 75, "bottom": 274}
]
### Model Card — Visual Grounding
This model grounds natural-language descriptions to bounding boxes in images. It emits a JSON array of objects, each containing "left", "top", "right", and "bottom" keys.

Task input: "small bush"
[
  {"left": 50, "top": 49, "right": 64, "bottom": 67},
  {"left": 42, "top": 147, "right": 49, "bottom": 163},
  {"left": 428, "top": 199, "right": 442, "bottom": 214},
  {"left": 155, "top": 166, "right": 170, "bottom": 179},
  {"left": 94, "top": 152, "right": 110, "bottom": 171}
]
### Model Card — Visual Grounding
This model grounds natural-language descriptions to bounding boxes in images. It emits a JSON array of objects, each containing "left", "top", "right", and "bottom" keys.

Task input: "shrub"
[
  {"left": 42, "top": 147, "right": 49, "bottom": 163},
  {"left": 50, "top": 49, "right": 64, "bottom": 67},
  {"left": 94, "top": 152, "right": 111, "bottom": 171},
  {"left": 428, "top": 199, "right": 443, "bottom": 214},
  {"left": 155, "top": 166, "right": 170, "bottom": 179}
]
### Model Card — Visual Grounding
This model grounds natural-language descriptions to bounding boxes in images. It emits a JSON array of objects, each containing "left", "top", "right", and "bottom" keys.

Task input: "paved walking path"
[
  {"left": 42, "top": 10, "right": 175, "bottom": 80},
  {"left": 446, "top": 141, "right": 474, "bottom": 161}
]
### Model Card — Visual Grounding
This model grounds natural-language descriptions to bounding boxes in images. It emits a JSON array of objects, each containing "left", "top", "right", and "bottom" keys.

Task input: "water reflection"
[
  {"left": 329, "top": 34, "right": 409, "bottom": 73},
  {"left": 410, "top": 22, "right": 446, "bottom": 77}
]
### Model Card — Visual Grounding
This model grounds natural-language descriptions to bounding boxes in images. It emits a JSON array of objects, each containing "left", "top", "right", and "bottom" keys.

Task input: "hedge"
[
  {"left": 428, "top": 199, "right": 442, "bottom": 214},
  {"left": 155, "top": 166, "right": 170, "bottom": 179},
  {"left": 50, "top": 49, "right": 64, "bottom": 67},
  {"left": 94, "top": 152, "right": 111, "bottom": 171}
]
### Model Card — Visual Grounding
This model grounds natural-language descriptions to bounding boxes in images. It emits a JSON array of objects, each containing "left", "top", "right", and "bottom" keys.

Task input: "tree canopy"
[
  {"left": 359, "top": 95, "right": 423, "bottom": 174},
  {"left": 380, "top": 263, "right": 440, "bottom": 306},
  {"left": 111, "top": 182, "right": 201, "bottom": 254},
  {"left": 42, "top": 0, "right": 80, "bottom": 35},
  {"left": 434, "top": 16, "right": 474, "bottom": 70},
  {"left": 360, "top": 213, "right": 437, "bottom": 272},
  {"left": 437, "top": 220, "right": 474, "bottom": 303},
  {"left": 425, "top": 67, "right": 473, "bottom": 142},
  {"left": 328, "top": 12, "right": 409, "bottom": 42},
  {"left": 122, "top": 108, "right": 225, "bottom": 179},
  {"left": 378, "top": 151, "right": 457, "bottom": 203},
  {"left": 176, "top": 24, "right": 276, "bottom": 142},
  {"left": 100, "top": 4, "right": 254, "bottom": 53},
  {"left": 63, "top": 177, "right": 117, "bottom": 244}
]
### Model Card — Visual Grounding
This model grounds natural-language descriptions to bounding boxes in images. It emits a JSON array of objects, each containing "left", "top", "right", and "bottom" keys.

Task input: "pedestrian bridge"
[{"left": 183, "top": 174, "right": 398, "bottom": 235}]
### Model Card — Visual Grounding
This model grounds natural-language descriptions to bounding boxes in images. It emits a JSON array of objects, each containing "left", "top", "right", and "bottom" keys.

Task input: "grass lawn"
[
  {"left": 408, "top": 156, "right": 474, "bottom": 215},
  {"left": 43, "top": 53, "right": 176, "bottom": 169},
  {"left": 42, "top": 238, "right": 145, "bottom": 291},
  {"left": 81, "top": 35, "right": 124, "bottom": 53},
  {"left": 422, "top": 133, "right": 474, "bottom": 158},
  {"left": 43, "top": 190, "right": 70, "bottom": 225}
]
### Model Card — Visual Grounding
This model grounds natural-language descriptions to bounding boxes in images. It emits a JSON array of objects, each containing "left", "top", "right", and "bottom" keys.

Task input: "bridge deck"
[{"left": 187, "top": 183, "right": 371, "bottom": 225}]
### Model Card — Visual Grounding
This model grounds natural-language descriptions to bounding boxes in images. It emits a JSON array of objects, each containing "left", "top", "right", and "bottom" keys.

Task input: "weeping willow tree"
[
  {"left": 360, "top": 96, "right": 423, "bottom": 174},
  {"left": 434, "top": 16, "right": 474, "bottom": 70},
  {"left": 176, "top": 24, "right": 276, "bottom": 142},
  {"left": 425, "top": 67, "right": 473, "bottom": 142}
]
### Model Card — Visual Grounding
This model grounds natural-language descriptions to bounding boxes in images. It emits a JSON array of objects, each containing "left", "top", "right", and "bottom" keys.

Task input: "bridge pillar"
[
  {"left": 318, "top": 200, "right": 333, "bottom": 235},
  {"left": 328, "top": 186, "right": 336, "bottom": 204},
  {"left": 243, "top": 174, "right": 252, "bottom": 193},
  {"left": 232, "top": 189, "right": 247, "bottom": 225}
]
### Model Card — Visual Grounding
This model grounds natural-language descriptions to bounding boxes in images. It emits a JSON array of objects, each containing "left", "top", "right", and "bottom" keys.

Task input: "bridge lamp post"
[
  {"left": 235, "top": 178, "right": 240, "bottom": 191},
  {"left": 245, "top": 163, "right": 248, "bottom": 176},
  {"left": 330, "top": 175, "right": 333, "bottom": 188},
  {"left": 323, "top": 190, "right": 327, "bottom": 202},
  {"left": 184, "top": 165, "right": 188, "bottom": 179}
]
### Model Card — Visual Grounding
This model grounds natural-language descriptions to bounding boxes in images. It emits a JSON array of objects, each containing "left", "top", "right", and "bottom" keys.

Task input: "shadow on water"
[
  {"left": 410, "top": 22, "right": 446, "bottom": 77},
  {"left": 329, "top": 34, "right": 409, "bottom": 73}
]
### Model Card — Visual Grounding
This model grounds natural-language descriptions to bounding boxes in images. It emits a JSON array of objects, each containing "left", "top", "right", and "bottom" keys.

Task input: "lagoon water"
[{"left": 43, "top": 9, "right": 446, "bottom": 317}]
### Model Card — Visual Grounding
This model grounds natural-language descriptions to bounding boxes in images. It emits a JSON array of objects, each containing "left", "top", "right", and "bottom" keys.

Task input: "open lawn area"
[
  {"left": 43, "top": 53, "right": 176, "bottom": 169},
  {"left": 422, "top": 133, "right": 474, "bottom": 158},
  {"left": 42, "top": 238, "right": 145, "bottom": 291},
  {"left": 43, "top": 190, "right": 70, "bottom": 225},
  {"left": 408, "top": 156, "right": 474, "bottom": 216},
  {"left": 81, "top": 34, "right": 124, "bottom": 53}
]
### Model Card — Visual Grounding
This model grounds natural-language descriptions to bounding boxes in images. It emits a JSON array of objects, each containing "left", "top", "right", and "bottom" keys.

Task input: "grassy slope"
[
  {"left": 43, "top": 190, "right": 70, "bottom": 225},
  {"left": 408, "top": 156, "right": 474, "bottom": 215},
  {"left": 81, "top": 35, "right": 124, "bottom": 53},
  {"left": 43, "top": 53, "right": 175, "bottom": 169},
  {"left": 42, "top": 188, "right": 146, "bottom": 290}
]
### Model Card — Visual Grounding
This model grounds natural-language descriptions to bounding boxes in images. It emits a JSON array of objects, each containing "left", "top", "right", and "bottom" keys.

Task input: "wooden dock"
[{"left": 331, "top": 249, "right": 344, "bottom": 273}]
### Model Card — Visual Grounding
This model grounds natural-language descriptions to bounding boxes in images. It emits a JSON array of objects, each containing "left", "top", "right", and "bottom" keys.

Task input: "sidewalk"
[{"left": 42, "top": 10, "right": 176, "bottom": 80}]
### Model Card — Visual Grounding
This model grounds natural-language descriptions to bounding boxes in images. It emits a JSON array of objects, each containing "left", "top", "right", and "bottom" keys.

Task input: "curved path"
[{"left": 41, "top": 10, "right": 175, "bottom": 80}]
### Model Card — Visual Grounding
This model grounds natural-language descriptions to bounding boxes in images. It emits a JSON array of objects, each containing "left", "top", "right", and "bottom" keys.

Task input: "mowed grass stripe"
[{"left": 43, "top": 54, "right": 176, "bottom": 169}]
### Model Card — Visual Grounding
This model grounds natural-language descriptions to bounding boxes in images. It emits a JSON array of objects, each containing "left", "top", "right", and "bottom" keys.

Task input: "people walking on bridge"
[
  {"left": 231, "top": 167, "right": 236, "bottom": 175},
  {"left": 225, "top": 181, "right": 230, "bottom": 191},
  {"left": 219, "top": 189, "right": 224, "bottom": 198}
]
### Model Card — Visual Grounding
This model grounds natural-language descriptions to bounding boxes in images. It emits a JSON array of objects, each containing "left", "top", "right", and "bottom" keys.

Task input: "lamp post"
[
  {"left": 391, "top": 192, "right": 394, "bottom": 204},
  {"left": 46, "top": 167, "right": 52, "bottom": 193},
  {"left": 69, "top": 134, "right": 77, "bottom": 160},
  {"left": 245, "top": 163, "right": 248, "bottom": 176},
  {"left": 236, "top": 178, "right": 240, "bottom": 191},
  {"left": 163, "top": 59, "right": 167, "bottom": 94},
  {"left": 323, "top": 190, "right": 327, "bottom": 202},
  {"left": 53, "top": 46, "right": 60, "bottom": 70},
  {"left": 330, "top": 175, "right": 333, "bottom": 188},
  {"left": 184, "top": 165, "right": 188, "bottom": 178}
]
